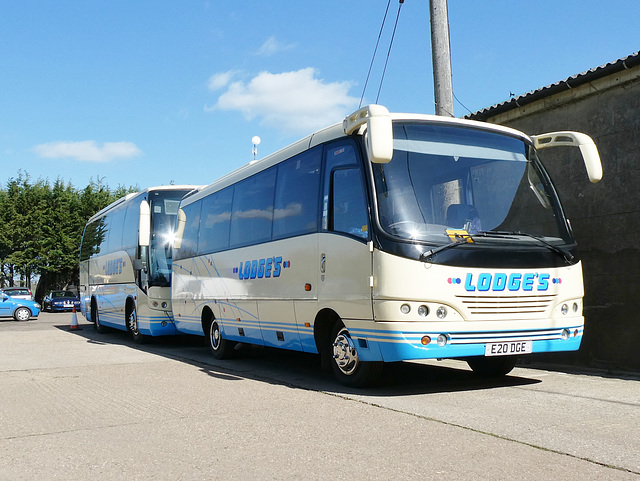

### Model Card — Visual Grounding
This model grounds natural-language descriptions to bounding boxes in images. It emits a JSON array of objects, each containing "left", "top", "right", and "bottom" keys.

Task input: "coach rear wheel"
[
  {"left": 329, "top": 322, "right": 382, "bottom": 387},
  {"left": 93, "top": 303, "right": 108, "bottom": 333},
  {"left": 466, "top": 356, "right": 517, "bottom": 377},
  {"left": 208, "top": 320, "right": 235, "bottom": 359}
]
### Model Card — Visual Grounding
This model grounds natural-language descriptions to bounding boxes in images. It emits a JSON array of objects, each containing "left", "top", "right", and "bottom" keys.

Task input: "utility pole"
[{"left": 430, "top": 0, "right": 454, "bottom": 117}]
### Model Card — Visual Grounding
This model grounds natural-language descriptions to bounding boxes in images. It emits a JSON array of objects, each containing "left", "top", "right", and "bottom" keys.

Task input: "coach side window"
[
  {"left": 332, "top": 168, "right": 369, "bottom": 240},
  {"left": 80, "top": 218, "right": 106, "bottom": 261},
  {"left": 229, "top": 168, "right": 277, "bottom": 248},
  {"left": 273, "top": 147, "right": 321, "bottom": 239},
  {"left": 199, "top": 187, "right": 233, "bottom": 254},
  {"left": 322, "top": 141, "right": 369, "bottom": 240}
]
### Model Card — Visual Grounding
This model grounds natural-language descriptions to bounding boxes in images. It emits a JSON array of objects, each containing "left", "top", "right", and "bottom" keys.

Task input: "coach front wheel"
[
  {"left": 466, "top": 356, "right": 517, "bottom": 377},
  {"left": 128, "top": 306, "right": 147, "bottom": 344},
  {"left": 329, "top": 322, "right": 382, "bottom": 387}
]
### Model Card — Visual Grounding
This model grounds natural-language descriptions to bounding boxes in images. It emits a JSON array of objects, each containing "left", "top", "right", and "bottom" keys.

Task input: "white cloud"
[
  {"left": 208, "top": 70, "right": 239, "bottom": 91},
  {"left": 210, "top": 68, "right": 359, "bottom": 134},
  {"left": 32, "top": 140, "right": 142, "bottom": 162},
  {"left": 256, "top": 36, "right": 295, "bottom": 57}
]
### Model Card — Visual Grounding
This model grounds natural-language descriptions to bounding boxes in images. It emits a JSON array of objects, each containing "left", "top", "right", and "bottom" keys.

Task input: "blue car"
[
  {"left": 42, "top": 290, "right": 81, "bottom": 312},
  {"left": 0, "top": 292, "right": 41, "bottom": 321}
]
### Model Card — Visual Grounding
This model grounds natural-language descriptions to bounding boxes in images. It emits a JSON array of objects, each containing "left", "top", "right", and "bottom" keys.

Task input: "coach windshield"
[
  {"left": 147, "top": 190, "right": 190, "bottom": 287},
  {"left": 372, "top": 122, "right": 573, "bottom": 254}
]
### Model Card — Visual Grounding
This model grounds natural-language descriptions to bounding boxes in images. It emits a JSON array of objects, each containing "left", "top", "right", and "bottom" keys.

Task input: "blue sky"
[{"left": 1, "top": 1, "right": 637, "bottom": 191}]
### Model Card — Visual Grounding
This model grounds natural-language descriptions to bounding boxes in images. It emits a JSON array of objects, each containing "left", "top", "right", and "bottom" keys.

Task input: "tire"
[
  {"left": 329, "top": 322, "right": 383, "bottom": 387},
  {"left": 13, "top": 307, "right": 31, "bottom": 321},
  {"left": 208, "top": 319, "right": 235, "bottom": 359},
  {"left": 467, "top": 356, "right": 518, "bottom": 377},
  {"left": 93, "top": 302, "right": 108, "bottom": 333},
  {"left": 127, "top": 306, "right": 147, "bottom": 344}
]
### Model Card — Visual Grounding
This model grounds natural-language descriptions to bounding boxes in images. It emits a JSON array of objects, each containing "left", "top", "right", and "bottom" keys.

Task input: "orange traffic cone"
[{"left": 70, "top": 306, "right": 81, "bottom": 330}]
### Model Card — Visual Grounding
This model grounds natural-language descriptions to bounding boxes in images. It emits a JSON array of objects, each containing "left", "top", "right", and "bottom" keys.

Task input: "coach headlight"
[
  {"left": 561, "top": 304, "right": 569, "bottom": 315},
  {"left": 436, "top": 306, "right": 448, "bottom": 319}
]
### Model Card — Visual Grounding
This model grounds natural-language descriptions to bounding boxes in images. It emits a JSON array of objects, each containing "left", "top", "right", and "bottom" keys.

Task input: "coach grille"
[{"left": 456, "top": 294, "right": 556, "bottom": 318}]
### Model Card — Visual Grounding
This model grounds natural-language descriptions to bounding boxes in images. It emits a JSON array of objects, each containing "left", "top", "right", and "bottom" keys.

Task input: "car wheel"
[{"left": 14, "top": 307, "right": 31, "bottom": 322}]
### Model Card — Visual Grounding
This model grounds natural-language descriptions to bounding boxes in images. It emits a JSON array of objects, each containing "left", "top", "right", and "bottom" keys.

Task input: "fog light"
[
  {"left": 437, "top": 334, "right": 448, "bottom": 347},
  {"left": 572, "top": 302, "right": 579, "bottom": 313},
  {"left": 561, "top": 304, "right": 568, "bottom": 315},
  {"left": 421, "top": 335, "right": 431, "bottom": 345},
  {"left": 561, "top": 329, "right": 570, "bottom": 340},
  {"left": 436, "top": 306, "right": 448, "bottom": 319},
  {"left": 400, "top": 304, "right": 411, "bottom": 314},
  {"left": 418, "top": 305, "right": 429, "bottom": 317}
]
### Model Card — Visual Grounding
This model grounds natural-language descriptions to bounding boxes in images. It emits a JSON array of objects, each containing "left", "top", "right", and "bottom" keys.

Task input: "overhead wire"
[
  {"left": 361, "top": 1, "right": 468, "bottom": 116},
  {"left": 359, "top": 0, "right": 392, "bottom": 108},
  {"left": 376, "top": 0, "right": 404, "bottom": 104}
]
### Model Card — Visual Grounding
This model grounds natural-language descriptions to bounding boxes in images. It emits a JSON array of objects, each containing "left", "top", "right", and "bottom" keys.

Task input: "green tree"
[{"left": 0, "top": 172, "right": 137, "bottom": 296}]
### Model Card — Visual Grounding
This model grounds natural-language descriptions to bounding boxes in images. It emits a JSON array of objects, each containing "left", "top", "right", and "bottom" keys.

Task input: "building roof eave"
[{"left": 465, "top": 51, "right": 640, "bottom": 122}]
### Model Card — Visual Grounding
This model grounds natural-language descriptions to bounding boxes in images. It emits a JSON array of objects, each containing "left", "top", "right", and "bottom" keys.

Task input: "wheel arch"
[
  {"left": 89, "top": 296, "right": 98, "bottom": 323},
  {"left": 314, "top": 308, "right": 341, "bottom": 369},
  {"left": 201, "top": 305, "right": 215, "bottom": 335},
  {"left": 125, "top": 296, "right": 136, "bottom": 321}
]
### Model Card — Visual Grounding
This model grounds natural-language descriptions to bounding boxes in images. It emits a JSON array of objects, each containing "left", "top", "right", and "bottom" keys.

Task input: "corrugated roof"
[{"left": 465, "top": 51, "right": 640, "bottom": 122}]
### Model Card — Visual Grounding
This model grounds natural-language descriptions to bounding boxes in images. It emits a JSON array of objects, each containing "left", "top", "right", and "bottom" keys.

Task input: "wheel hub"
[{"left": 332, "top": 329, "right": 359, "bottom": 375}]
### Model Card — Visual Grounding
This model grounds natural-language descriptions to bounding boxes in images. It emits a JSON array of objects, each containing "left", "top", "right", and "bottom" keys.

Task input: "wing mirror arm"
[{"left": 532, "top": 131, "right": 603, "bottom": 183}]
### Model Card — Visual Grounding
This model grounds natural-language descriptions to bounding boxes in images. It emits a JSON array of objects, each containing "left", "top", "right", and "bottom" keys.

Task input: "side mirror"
[
  {"left": 531, "top": 131, "right": 603, "bottom": 183},
  {"left": 139, "top": 200, "right": 151, "bottom": 247},
  {"left": 344, "top": 104, "right": 393, "bottom": 164},
  {"left": 173, "top": 208, "right": 186, "bottom": 249}
]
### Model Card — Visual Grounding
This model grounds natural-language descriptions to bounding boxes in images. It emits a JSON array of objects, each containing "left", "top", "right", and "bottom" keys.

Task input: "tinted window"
[
  {"left": 80, "top": 217, "right": 108, "bottom": 261},
  {"left": 229, "top": 168, "right": 276, "bottom": 247},
  {"left": 332, "top": 168, "right": 369, "bottom": 240},
  {"left": 273, "top": 148, "right": 321, "bottom": 239},
  {"left": 199, "top": 187, "right": 233, "bottom": 254},
  {"left": 322, "top": 141, "right": 361, "bottom": 230},
  {"left": 104, "top": 206, "right": 125, "bottom": 254},
  {"left": 122, "top": 198, "right": 140, "bottom": 252}
]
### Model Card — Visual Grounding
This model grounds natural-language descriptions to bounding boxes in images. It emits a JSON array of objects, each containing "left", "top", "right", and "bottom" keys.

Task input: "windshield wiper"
[
  {"left": 477, "top": 230, "right": 574, "bottom": 263},
  {"left": 419, "top": 230, "right": 574, "bottom": 263},
  {"left": 420, "top": 236, "right": 473, "bottom": 261}
]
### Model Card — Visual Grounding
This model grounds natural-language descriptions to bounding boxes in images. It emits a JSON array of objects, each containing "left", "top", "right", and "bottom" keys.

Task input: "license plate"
[
  {"left": 63, "top": 302, "right": 73, "bottom": 307},
  {"left": 485, "top": 340, "right": 532, "bottom": 356}
]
